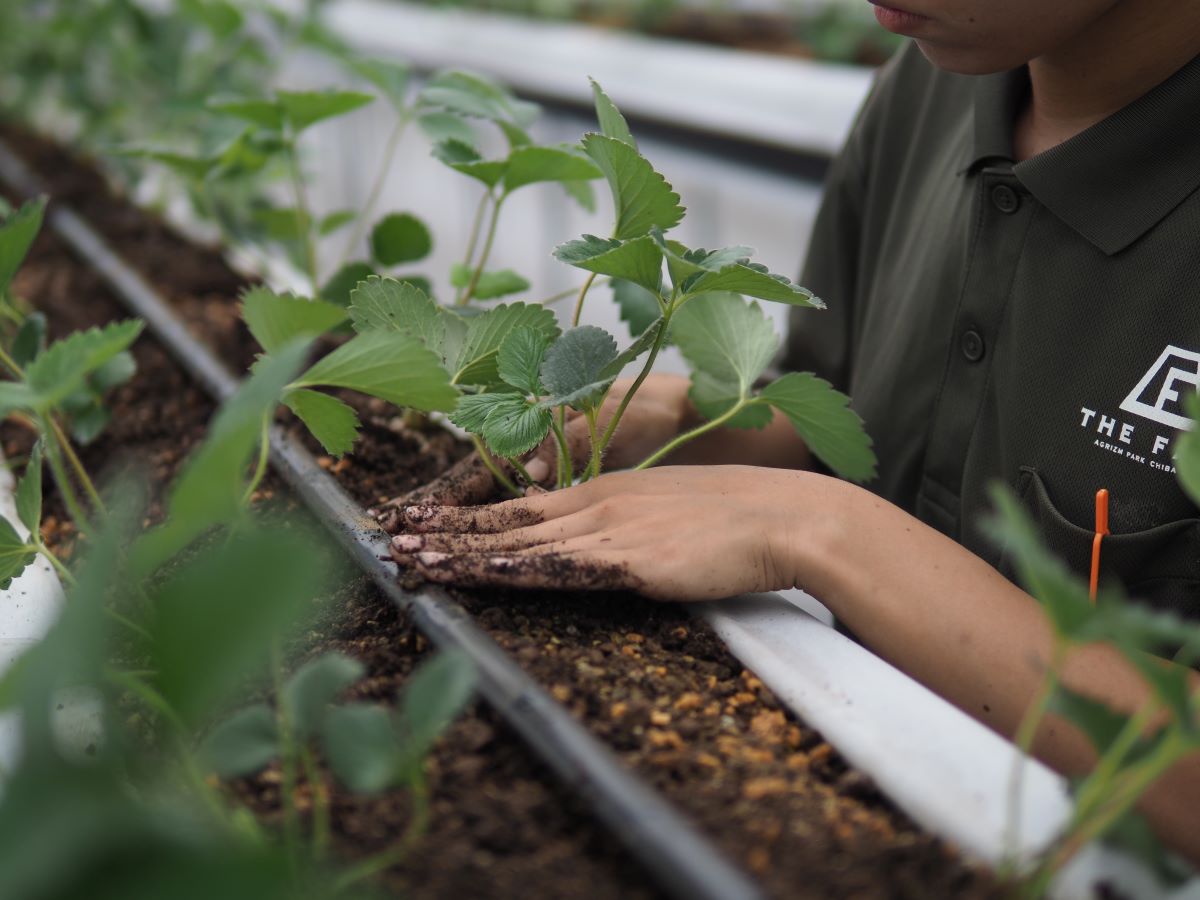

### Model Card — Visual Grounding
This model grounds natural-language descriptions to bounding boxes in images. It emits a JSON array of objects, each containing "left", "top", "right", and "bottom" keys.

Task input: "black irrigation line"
[{"left": 0, "top": 139, "right": 764, "bottom": 900}]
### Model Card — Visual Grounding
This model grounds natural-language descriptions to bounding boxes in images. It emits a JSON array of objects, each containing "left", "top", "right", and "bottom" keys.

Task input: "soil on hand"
[{"left": 0, "top": 123, "right": 1001, "bottom": 899}]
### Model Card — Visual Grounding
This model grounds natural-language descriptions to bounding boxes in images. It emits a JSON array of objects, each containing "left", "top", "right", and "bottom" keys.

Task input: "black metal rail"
[{"left": 0, "top": 139, "right": 764, "bottom": 900}]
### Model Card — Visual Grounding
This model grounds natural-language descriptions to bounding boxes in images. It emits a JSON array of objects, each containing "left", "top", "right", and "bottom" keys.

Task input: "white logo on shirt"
[{"left": 1119, "top": 345, "right": 1200, "bottom": 431}]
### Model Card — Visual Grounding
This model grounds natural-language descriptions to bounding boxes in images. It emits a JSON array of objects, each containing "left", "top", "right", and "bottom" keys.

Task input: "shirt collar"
[{"left": 965, "top": 52, "right": 1200, "bottom": 256}]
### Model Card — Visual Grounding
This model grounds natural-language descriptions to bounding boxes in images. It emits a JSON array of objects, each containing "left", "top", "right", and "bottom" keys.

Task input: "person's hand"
[
  {"left": 374, "top": 374, "right": 693, "bottom": 526},
  {"left": 389, "top": 465, "right": 842, "bottom": 601}
]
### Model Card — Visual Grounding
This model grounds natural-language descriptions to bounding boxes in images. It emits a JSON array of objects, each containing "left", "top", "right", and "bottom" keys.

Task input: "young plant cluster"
[
  {"left": 0, "top": 185, "right": 476, "bottom": 895},
  {"left": 239, "top": 81, "right": 878, "bottom": 495},
  {"left": 989, "top": 399, "right": 1200, "bottom": 897}
]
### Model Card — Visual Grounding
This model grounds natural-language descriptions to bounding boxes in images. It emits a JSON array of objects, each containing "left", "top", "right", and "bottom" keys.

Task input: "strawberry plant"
[
  {"left": 238, "top": 81, "right": 875, "bottom": 492},
  {"left": 985, "top": 408, "right": 1200, "bottom": 897}
]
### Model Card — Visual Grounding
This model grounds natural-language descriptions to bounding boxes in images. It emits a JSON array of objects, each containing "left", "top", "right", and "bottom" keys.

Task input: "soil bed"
[{"left": 0, "top": 123, "right": 1001, "bottom": 899}]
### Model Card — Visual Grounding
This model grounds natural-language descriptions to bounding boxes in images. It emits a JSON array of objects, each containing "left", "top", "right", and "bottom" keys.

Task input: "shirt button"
[
  {"left": 961, "top": 329, "right": 986, "bottom": 362},
  {"left": 991, "top": 184, "right": 1019, "bottom": 213}
]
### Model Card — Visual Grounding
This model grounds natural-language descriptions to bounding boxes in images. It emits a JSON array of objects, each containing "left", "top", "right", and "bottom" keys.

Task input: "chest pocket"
[{"left": 1007, "top": 468, "right": 1200, "bottom": 617}]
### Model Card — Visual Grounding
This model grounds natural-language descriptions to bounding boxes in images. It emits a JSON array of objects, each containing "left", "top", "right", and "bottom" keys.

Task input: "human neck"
[{"left": 1015, "top": 0, "right": 1200, "bottom": 160}]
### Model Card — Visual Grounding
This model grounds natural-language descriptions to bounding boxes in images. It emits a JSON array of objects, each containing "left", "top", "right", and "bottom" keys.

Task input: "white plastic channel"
[
  {"left": 303, "top": 0, "right": 874, "bottom": 157},
  {"left": 0, "top": 452, "right": 67, "bottom": 776},
  {"left": 705, "top": 591, "right": 1200, "bottom": 899}
]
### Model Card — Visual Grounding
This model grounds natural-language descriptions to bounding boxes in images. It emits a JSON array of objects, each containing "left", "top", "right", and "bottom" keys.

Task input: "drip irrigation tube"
[{"left": 0, "top": 139, "right": 764, "bottom": 900}]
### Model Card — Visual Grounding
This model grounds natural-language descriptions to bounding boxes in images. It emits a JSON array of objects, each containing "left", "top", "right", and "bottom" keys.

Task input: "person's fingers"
[
  {"left": 392, "top": 507, "right": 610, "bottom": 554},
  {"left": 378, "top": 453, "right": 499, "bottom": 513},
  {"left": 410, "top": 547, "right": 640, "bottom": 592},
  {"left": 400, "top": 476, "right": 621, "bottom": 533}
]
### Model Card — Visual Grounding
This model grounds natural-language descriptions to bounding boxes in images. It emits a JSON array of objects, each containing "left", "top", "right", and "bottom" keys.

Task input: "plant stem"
[
  {"left": 49, "top": 416, "right": 105, "bottom": 516},
  {"left": 241, "top": 412, "right": 272, "bottom": 507},
  {"left": 1001, "top": 639, "right": 1064, "bottom": 874},
  {"left": 1071, "top": 698, "right": 1161, "bottom": 818},
  {"left": 35, "top": 539, "right": 77, "bottom": 588},
  {"left": 271, "top": 641, "right": 302, "bottom": 868},
  {"left": 549, "top": 413, "right": 572, "bottom": 489},
  {"left": 594, "top": 302, "right": 673, "bottom": 459},
  {"left": 470, "top": 435, "right": 521, "bottom": 498},
  {"left": 333, "top": 775, "right": 430, "bottom": 891},
  {"left": 508, "top": 456, "right": 535, "bottom": 488},
  {"left": 41, "top": 421, "right": 95, "bottom": 538},
  {"left": 453, "top": 191, "right": 491, "bottom": 305},
  {"left": 301, "top": 745, "right": 330, "bottom": 860},
  {"left": 583, "top": 407, "right": 602, "bottom": 481},
  {"left": 0, "top": 344, "right": 23, "bottom": 378},
  {"left": 570, "top": 271, "right": 598, "bottom": 327},
  {"left": 537, "top": 278, "right": 608, "bottom": 307},
  {"left": 634, "top": 399, "right": 747, "bottom": 470},
  {"left": 285, "top": 137, "right": 320, "bottom": 295},
  {"left": 339, "top": 114, "right": 409, "bottom": 270},
  {"left": 456, "top": 193, "right": 505, "bottom": 307}
]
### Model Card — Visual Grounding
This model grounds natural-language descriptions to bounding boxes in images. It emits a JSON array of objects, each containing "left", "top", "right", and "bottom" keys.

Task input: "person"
[{"left": 388, "top": 0, "right": 1200, "bottom": 864}]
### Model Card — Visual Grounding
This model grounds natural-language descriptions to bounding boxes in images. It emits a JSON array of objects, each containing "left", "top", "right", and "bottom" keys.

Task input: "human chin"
[{"left": 913, "top": 38, "right": 1032, "bottom": 75}]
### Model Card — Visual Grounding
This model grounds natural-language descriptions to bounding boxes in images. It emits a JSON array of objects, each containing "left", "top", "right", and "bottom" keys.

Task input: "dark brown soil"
[{"left": 0, "top": 122, "right": 1003, "bottom": 899}]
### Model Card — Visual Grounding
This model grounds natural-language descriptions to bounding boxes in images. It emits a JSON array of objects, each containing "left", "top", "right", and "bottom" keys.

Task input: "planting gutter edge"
[
  {"left": 0, "top": 139, "right": 765, "bottom": 900},
  {"left": 704, "top": 591, "right": 1200, "bottom": 899},
  {"left": 274, "top": 0, "right": 873, "bottom": 159}
]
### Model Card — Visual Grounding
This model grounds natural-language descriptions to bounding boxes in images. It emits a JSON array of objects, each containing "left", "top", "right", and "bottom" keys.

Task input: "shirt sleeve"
[{"left": 781, "top": 48, "right": 903, "bottom": 391}]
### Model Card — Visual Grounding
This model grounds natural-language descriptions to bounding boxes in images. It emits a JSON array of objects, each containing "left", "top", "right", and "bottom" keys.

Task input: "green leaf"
[
  {"left": 199, "top": 704, "right": 278, "bottom": 778},
  {"left": 554, "top": 234, "right": 663, "bottom": 295},
  {"left": 347, "top": 58, "right": 411, "bottom": 109},
  {"left": 397, "top": 650, "right": 476, "bottom": 772},
  {"left": 604, "top": 316, "right": 667, "bottom": 378},
  {"left": 277, "top": 89, "right": 373, "bottom": 133},
  {"left": 982, "top": 485, "right": 1097, "bottom": 641},
  {"left": 498, "top": 326, "right": 551, "bottom": 395},
  {"left": 540, "top": 326, "right": 619, "bottom": 410},
  {"left": 503, "top": 146, "right": 602, "bottom": 193},
  {"left": 0, "top": 516, "right": 35, "bottom": 591},
  {"left": 672, "top": 293, "right": 777, "bottom": 401},
  {"left": 178, "top": 0, "right": 244, "bottom": 37},
  {"left": 432, "top": 139, "right": 506, "bottom": 188},
  {"left": 418, "top": 70, "right": 539, "bottom": 134},
  {"left": 370, "top": 213, "right": 432, "bottom": 267},
  {"left": 208, "top": 96, "right": 284, "bottom": 131},
  {"left": 448, "top": 263, "right": 530, "bottom": 301},
  {"left": 282, "top": 652, "right": 366, "bottom": 739},
  {"left": 118, "top": 148, "right": 217, "bottom": 181},
  {"left": 582, "top": 133, "right": 684, "bottom": 240},
  {"left": 682, "top": 259, "right": 823, "bottom": 308},
  {"left": 318, "top": 210, "right": 356, "bottom": 236},
  {"left": 294, "top": 330, "right": 457, "bottom": 412},
  {"left": 253, "top": 206, "right": 310, "bottom": 243},
  {"left": 150, "top": 527, "right": 326, "bottom": 723},
  {"left": 561, "top": 179, "right": 597, "bottom": 213},
  {"left": 452, "top": 302, "right": 561, "bottom": 386},
  {"left": 759, "top": 373, "right": 877, "bottom": 483},
  {"left": 131, "top": 342, "right": 310, "bottom": 577},
  {"left": 241, "top": 288, "right": 346, "bottom": 354},
  {"left": 481, "top": 396, "right": 552, "bottom": 458},
  {"left": 417, "top": 112, "right": 478, "bottom": 147},
  {"left": 612, "top": 280, "right": 661, "bottom": 338},
  {"left": 0, "top": 197, "right": 46, "bottom": 297},
  {"left": 1125, "top": 653, "right": 1195, "bottom": 733},
  {"left": 15, "top": 441, "right": 41, "bottom": 536},
  {"left": 348, "top": 277, "right": 444, "bottom": 352},
  {"left": 25, "top": 320, "right": 144, "bottom": 412},
  {"left": 649, "top": 230, "right": 754, "bottom": 290},
  {"left": 589, "top": 79, "right": 636, "bottom": 148},
  {"left": 1176, "top": 394, "right": 1200, "bottom": 506},
  {"left": 1048, "top": 686, "right": 1134, "bottom": 757},
  {"left": 322, "top": 704, "right": 399, "bottom": 793},
  {"left": 449, "top": 392, "right": 509, "bottom": 434},
  {"left": 283, "top": 389, "right": 360, "bottom": 458},
  {"left": 321, "top": 262, "right": 376, "bottom": 307},
  {"left": 11, "top": 312, "right": 46, "bottom": 369}
]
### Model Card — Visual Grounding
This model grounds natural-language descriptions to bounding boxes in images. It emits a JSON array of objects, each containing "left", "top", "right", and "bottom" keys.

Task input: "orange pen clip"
[{"left": 1088, "top": 489, "right": 1110, "bottom": 603}]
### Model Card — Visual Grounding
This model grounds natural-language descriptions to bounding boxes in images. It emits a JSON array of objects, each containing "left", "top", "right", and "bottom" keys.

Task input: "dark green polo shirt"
[{"left": 787, "top": 43, "right": 1200, "bottom": 614}]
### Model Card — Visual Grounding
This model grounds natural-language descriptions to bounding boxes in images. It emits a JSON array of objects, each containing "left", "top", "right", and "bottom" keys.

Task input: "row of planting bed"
[{"left": 0, "top": 122, "right": 997, "bottom": 899}]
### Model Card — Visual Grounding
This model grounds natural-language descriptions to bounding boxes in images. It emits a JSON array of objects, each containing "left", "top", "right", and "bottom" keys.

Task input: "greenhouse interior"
[{"left": 1, "top": 1, "right": 1198, "bottom": 898}]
